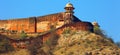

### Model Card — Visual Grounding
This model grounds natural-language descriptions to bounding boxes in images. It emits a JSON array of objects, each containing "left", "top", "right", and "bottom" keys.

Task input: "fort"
[
  {"left": 0, "top": 3, "right": 94, "bottom": 48},
  {"left": 0, "top": 3, "right": 93, "bottom": 33}
]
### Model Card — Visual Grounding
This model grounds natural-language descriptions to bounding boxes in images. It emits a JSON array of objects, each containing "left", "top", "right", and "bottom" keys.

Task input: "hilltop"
[{"left": 0, "top": 30, "right": 120, "bottom": 55}]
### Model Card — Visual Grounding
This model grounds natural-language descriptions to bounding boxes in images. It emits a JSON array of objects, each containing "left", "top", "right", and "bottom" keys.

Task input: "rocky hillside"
[
  {"left": 0, "top": 31, "right": 120, "bottom": 55},
  {"left": 52, "top": 31, "right": 120, "bottom": 55},
  {"left": 0, "top": 49, "right": 30, "bottom": 55}
]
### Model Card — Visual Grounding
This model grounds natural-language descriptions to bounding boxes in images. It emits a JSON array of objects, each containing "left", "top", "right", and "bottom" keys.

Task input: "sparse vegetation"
[
  {"left": 0, "top": 35, "right": 14, "bottom": 54},
  {"left": 20, "top": 31, "right": 27, "bottom": 39},
  {"left": 62, "top": 27, "right": 71, "bottom": 34},
  {"left": 42, "top": 25, "right": 60, "bottom": 55},
  {"left": 0, "top": 23, "right": 119, "bottom": 55},
  {"left": 0, "top": 29, "right": 120, "bottom": 55},
  {"left": 93, "top": 25, "right": 115, "bottom": 44},
  {"left": 54, "top": 31, "right": 120, "bottom": 55},
  {"left": 93, "top": 25, "right": 104, "bottom": 36}
]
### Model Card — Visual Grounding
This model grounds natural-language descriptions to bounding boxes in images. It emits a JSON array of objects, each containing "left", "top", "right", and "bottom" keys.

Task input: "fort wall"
[
  {"left": 1, "top": 21, "right": 93, "bottom": 49},
  {"left": 0, "top": 17, "right": 36, "bottom": 33},
  {"left": 0, "top": 13, "right": 92, "bottom": 34},
  {"left": 0, "top": 20, "right": 8, "bottom": 28},
  {"left": 36, "top": 13, "right": 64, "bottom": 32}
]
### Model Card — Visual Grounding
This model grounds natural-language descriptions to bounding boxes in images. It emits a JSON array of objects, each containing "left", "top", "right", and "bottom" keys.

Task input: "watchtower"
[{"left": 64, "top": 2, "right": 75, "bottom": 24}]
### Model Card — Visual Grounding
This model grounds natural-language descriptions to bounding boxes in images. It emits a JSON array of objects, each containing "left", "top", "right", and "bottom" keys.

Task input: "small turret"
[
  {"left": 64, "top": 2, "right": 75, "bottom": 13},
  {"left": 64, "top": 2, "right": 75, "bottom": 24}
]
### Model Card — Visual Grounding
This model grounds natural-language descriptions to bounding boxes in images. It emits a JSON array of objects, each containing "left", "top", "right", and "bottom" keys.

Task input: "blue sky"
[{"left": 0, "top": 0, "right": 120, "bottom": 42}]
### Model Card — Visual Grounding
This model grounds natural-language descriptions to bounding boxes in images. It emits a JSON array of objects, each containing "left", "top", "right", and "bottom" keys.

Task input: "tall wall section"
[
  {"left": 0, "top": 12, "right": 89, "bottom": 33},
  {"left": 36, "top": 13, "right": 64, "bottom": 32},
  {"left": 0, "top": 13, "right": 65, "bottom": 33},
  {"left": 7, "top": 18, "right": 29, "bottom": 32},
  {"left": 0, "top": 17, "right": 36, "bottom": 33}
]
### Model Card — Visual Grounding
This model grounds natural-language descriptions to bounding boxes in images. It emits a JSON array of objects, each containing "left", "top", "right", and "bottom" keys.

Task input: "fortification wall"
[
  {"left": 37, "top": 13, "right": 63, "bottom": 22},
  {"left": 5, "top": 21, "right": 93, "bottom": 49},
  {"left": 0, "top": 17, "right": 36, "bottom": 33},
  {"left": 0, "top": 20, "right": 8, "bottom": 29},
  {"left": 0, "top": 12, "right": 81, "bottom": 33},
  {"left": 7, "top": 18, "right": 29, "bottom": 32},
  {"left": 0, "top": 13, "right": 65, "bottom": 33},
  {"left": 36, "top": 13, "right": 64, "bottom": 32}
]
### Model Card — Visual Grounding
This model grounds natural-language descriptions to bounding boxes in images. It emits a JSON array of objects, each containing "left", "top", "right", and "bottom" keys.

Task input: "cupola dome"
[
  {"left": 65, "top": 2, "right": 74, "bottom": 7},
  {"left": 64, "top": 2, "right": 75, "bottom": 11}
]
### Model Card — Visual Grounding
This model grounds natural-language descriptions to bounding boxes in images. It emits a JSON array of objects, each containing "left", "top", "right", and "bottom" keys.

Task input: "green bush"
[
  {"left": 94, "top": 26, "right": 103, "bottom": 35},
  {"left": 20, "top": 31, "right": 27, "bottom": 39},
  {"left": 62, "top": 27, "right": 71, "bottom": 34}
]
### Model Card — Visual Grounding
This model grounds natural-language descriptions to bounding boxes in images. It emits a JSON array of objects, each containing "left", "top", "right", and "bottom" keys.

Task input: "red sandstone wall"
[
  {"left": 36, "top": 13, "right": 64, "bottom": 32},
  {"left": 0, "top": 12, "right": 64, "bottom": 33},
  {"left": 0, "top": 20, "right": 8, "bottom": 29},
  {"left": 7, "top": 18, "right": 29, "bottom": 32},
  {"left": 0, "top": 17, "right": 36, "bottom": 33},
  {"left": 0, "top": 12, "right": 90, "bottom": 34}
]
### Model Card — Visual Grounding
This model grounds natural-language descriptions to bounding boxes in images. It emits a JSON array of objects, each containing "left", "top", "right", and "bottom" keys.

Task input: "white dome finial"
[{"left": 65, "top": 2, "right": 74, "bottom": 7}]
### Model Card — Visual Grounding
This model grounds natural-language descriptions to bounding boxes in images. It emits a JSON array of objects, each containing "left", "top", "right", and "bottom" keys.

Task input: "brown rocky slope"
[
  {"left": 0, "top": 31, "right": 120, "bottom": 55},
  {"left": 52, "top": 31, "right": 120, "bottom": 55}
]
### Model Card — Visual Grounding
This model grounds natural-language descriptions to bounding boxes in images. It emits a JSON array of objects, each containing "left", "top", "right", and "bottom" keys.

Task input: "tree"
[
  {"left": 93, "top": 25, "right": 105, "bottom": 36},
  {"left": 20, "top": 31, "right": 27, "bottom": 39}
]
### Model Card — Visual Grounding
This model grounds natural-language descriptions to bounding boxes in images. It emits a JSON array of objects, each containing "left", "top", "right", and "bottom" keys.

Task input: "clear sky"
[{"left": 0, "top": 0, "right": 120, "bottom": 42}]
